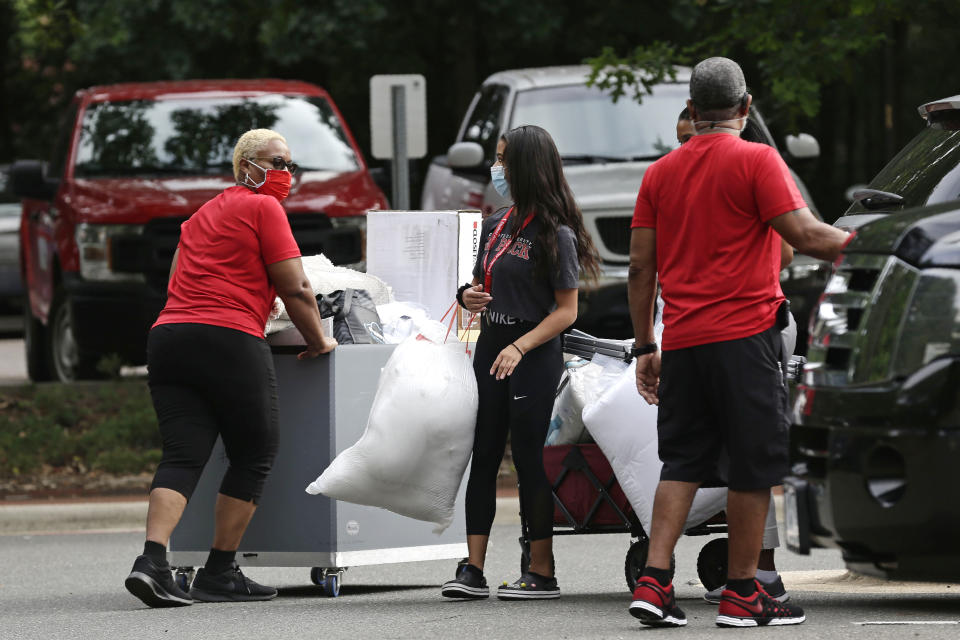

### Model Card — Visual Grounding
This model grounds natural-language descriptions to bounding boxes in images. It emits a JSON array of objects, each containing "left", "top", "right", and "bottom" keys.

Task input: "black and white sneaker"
[
  {"left": 189, "top": 562, "right": 277, "bottom": 602},
  {"left": 441, "top": 563, "right": 489, "bottom": 599},
  {"left": 124, "top": 555, "right": 193, "bottom": 608},
  {"left": 497, "top": 571, "right": 560, "bottom": 600}
]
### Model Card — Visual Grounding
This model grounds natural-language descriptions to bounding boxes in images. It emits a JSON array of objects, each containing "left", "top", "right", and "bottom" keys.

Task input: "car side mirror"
[
  {"left": 11, "top": 160, "right": 59, "bottom": 200},
  {"left": 784, "top": 133, "right": 820, "bottom": 160},
  {"left": 447, "top": 142, "right": 485, "bottom": 169}
]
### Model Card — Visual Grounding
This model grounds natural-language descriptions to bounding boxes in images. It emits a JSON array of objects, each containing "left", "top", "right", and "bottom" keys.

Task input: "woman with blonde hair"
[{"left": 124, "top": 128, "right": 337, "bottom": 608}]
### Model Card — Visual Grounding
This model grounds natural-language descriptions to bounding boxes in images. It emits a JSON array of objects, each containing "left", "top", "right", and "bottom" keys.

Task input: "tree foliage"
[{"left": 1, "top": 0, "right": 958, "bottom": 214}]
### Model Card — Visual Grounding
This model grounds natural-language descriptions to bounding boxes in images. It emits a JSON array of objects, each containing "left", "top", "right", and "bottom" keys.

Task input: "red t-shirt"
[
  {"left": 154, "top": 186, "right": 301, "bottom": 338},
  {"left": 631, "top": 134, "right": 805, "bottom": 350}
]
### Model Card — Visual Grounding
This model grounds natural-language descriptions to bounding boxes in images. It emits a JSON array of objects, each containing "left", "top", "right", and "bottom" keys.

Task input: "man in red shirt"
[{"left": 626, "top": 57, "right": 851, "bottom": 628}]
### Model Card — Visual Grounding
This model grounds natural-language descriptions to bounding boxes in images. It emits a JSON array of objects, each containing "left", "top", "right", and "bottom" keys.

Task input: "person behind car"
[
  {"left": 124, "top": 128, "right": 337, "bottom": 608},
  {"left": 441, "top": 124, "right": 600, "bottom": 601},
  {"left": 676, "top": 106, "right": 795, "bottom": 606},
  {"left": 627, "top": 57, "right": 851, "bottom": 628}
]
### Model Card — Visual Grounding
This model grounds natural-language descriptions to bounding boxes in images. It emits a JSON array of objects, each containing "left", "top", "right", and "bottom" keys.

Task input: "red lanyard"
[{"left": 482, "top": 207, "right": 535, "bottom": 295}]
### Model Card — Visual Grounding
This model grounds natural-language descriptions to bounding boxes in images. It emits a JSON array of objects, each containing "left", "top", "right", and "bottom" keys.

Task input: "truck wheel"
[
  {"left": 47, "top": 288, "right": 100, "bottom": 382},
  {"left": 23, "top": 295, "right": 52, "bottom": 381}
]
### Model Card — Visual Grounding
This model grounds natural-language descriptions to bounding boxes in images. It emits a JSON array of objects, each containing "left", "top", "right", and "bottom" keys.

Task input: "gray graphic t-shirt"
[{"left": 471, "top": 208, "right": 580, "bottom": 323}]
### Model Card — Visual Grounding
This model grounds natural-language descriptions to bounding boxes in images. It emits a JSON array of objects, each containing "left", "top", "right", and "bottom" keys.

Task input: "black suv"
[{"left": 784, "top": 95, "right": 960, "bottom": 581}]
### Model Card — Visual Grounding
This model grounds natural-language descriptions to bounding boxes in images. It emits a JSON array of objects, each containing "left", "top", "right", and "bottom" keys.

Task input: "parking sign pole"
[{"left": 390, "top": 85, "right": 410, "bottom": 210}]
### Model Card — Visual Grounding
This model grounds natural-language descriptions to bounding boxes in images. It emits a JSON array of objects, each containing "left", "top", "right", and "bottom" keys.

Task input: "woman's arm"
[
  {"left": 266, "top": 257, "right": 337, "bottom": 359},
  {"left": 780, "top": 238, "right": 794, "bottom": 269},
  {"left": 489, "top": 288, "right": 577, "bottom": 380}
]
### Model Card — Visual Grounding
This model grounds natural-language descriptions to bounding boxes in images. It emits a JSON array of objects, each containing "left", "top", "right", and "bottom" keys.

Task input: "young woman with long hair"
[{"left": 441, "top": 124, "right": 600, "bottom": 601}]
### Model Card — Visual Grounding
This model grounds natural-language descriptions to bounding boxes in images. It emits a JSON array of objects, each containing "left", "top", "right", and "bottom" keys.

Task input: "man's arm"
[
  {"left": 769, "top": 207, "right": 851, "bottom": 262},
  {"left": 628, "top": 227, "right": 661, "bottom": 405},
  {"left": 628, "top": 227, "right": 658, "bottom": 346}
]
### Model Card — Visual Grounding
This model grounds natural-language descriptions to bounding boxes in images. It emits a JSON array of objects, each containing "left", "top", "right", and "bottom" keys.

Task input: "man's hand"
[
  {"left": 463, "top": 284, "right": 492, "bottom": 313},
  {"left": 635, "top": 351, "right": 661, "bottom": 405},
  {"left": 298, "top": 336, "right": 338, "bottom": 360}
]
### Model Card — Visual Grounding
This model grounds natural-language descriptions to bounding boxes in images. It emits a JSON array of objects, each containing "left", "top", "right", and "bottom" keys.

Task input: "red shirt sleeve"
[
  {"left": 753, "top": 146, "right": 806, "bottom": 222},
  {"left": 631, "top": 164, "right": 658, "bottom": 229},
  {"left": 257, "top": 197, "right": 301, "bottom": 265}
]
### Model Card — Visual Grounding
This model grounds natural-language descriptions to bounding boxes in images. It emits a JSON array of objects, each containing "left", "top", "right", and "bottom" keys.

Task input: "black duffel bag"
[{"left": 317, "top": 288, "right": 380, "bottom": 345}]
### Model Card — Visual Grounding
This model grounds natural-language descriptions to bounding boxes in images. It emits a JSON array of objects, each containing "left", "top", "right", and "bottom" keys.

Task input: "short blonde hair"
[{"left": 232, "top": 129, "right": 288, "bottom": 182}]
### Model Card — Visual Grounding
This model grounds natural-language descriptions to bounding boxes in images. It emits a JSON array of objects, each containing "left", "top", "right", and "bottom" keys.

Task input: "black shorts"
[{"left": 656, "top": 321, "right": 789, "bottom": 491}]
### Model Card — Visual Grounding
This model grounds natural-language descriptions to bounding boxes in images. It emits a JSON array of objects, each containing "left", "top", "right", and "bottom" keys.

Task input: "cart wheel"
[
  {"left": 322, "top": 573, "right": 341, "bottom": 597},
  {"left": 696, "top": 537, "right": 729, "bottom": 591},
  {"left": 624, "top": 540, "right": 676, "bottom": 592},
  {"left": 310, "top": 567, "right": 325, "bottom": 586},
  {"left": 518, "top": 537, "right": 531, "bottom": 575},
  {"left": 174, "top": 567, "right": 194, "bottom": 592}
]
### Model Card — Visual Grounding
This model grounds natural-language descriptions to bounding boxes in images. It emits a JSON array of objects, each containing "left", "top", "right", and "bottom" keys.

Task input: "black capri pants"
[
  {"left": 147, "top": 323, "right": 279, "bottom": 504},
  {"left": 464, "top": 317, "right": 563, "bottom": 541}
]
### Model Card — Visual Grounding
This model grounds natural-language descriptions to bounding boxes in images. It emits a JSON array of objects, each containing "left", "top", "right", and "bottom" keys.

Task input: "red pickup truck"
[{"left": 11, "top": 79, "right": 388, "bottom": 382}]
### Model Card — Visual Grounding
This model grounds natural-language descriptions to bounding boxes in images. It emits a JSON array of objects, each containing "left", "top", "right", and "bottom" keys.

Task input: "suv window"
[
  {"left": 846, "top": 121, "right": 960, "bottom": 214},
  {"left": 509, "top": 83, "right": 688, "bottom": 160},
  {"left": 74, "top": 95, "right": 360, "bottom": 178},
  {"left": 461, "top": 84, "right": 508, "bottom": 162}
]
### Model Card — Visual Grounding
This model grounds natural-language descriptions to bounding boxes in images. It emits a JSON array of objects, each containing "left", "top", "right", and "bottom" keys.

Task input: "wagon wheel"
[
  {"left": 696, "top": 537, "right": 729, "bottom": 591},
  {"left": 624, "top": 538, "right": 676, "bottom": 592}
]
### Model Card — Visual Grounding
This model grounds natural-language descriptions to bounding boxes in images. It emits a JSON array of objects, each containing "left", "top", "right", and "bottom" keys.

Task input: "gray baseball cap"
[{"left": 690, "top": 57, "right": 747, "bottom": 111}]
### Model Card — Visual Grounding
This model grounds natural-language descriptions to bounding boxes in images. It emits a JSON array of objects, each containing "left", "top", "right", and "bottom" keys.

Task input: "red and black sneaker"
[
  {"left": 716, "top": 580, "right": 805, "bottom": 627},
  {"left": 629, "top": 576, "right": 687, "bottom": 627}
]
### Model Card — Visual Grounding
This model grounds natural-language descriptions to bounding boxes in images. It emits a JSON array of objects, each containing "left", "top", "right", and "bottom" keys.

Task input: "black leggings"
[
  {"left": 465, "top": 319, "right": 563, "bottom": 541},
  {"left": 147, "top": 323, "right": 279, "bottom": 504}
]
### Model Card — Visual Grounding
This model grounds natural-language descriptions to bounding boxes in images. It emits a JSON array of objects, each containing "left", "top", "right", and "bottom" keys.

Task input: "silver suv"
[{"left": 422, "top": 65, "right": 822, "bottom": 332}]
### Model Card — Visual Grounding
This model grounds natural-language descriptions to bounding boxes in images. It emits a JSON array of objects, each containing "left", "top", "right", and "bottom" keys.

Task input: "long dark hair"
[{"left": 501, "top": 125, "right": 600, "bottom": 282}]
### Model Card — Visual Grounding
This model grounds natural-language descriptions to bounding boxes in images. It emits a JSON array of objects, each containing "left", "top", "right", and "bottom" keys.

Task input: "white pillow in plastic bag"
[
  {"left": 305, "top": 320, "right": 477, "bottom": 533},
  {"left": 581, "top": 360, "right": 727, "bottom": 533},
  {"left": 547, "top": 355, "right": 630, "bottom": 446}
]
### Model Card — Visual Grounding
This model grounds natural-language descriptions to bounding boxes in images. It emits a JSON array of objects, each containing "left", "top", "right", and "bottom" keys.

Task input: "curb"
[{"left": 0, "top": 495, "right": 524, "bottom": 535}]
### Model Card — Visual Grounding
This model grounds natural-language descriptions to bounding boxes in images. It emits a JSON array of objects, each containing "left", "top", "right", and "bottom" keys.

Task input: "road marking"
[{"left": 854, "top": 621, "right": 959, "bottom": 625}]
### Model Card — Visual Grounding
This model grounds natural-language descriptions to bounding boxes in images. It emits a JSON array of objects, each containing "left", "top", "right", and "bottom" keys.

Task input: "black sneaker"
[
  {"left": 496, "top": 571, "right": 560, "bottom": 600},
  {"left": 188, "top": 562, "right": 278, "bottom": 602},
  {"left": 716, "top": 580, "right": 805, "bottom": 627},
  {"left": 441, "top": 563, "right": 489, "bottom": 599},
  {"left": 124, "top": 555, "right": 193, "bottom": 608},
  {"left": 629, "top": 576, "right": 687, "bottom": 627}
]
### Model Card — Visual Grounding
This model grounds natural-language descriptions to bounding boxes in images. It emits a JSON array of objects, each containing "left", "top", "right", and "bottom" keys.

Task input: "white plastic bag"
[
  {"left": 547, "top": 355, "right": 630, "bottom": 446},
  {"left": 375, "top": 301, "right": 432, "bottom": 344},
  {"left": 305, "top": 321, "right": 478, "bottom": 533},
  {"left": 581, "top": 362, "right": 727, "bottom": 532}
]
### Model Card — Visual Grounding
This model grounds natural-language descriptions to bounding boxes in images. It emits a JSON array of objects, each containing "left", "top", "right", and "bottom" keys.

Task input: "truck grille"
[
  {"left": 112, "top": 213, "right": 361, "bottom": 293},
  {"left": 804, "top": 254, "right": 919, "bottom": 387},
  {"left": 594, "top": 216, "right": 632, "bottom": 258}
]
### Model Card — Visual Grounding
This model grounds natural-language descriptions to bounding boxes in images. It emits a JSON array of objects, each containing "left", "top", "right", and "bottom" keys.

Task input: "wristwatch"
[{"left": 630, "top": 342, "right": 658, "bottom": 357}]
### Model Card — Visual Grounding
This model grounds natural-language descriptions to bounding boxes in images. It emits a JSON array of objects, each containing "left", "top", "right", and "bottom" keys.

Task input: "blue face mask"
[{"left": 490, "top": 164, "right": 511, "bottom": 199}]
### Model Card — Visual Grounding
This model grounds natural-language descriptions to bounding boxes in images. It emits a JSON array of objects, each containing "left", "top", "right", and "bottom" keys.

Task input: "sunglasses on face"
[{"left": 250, "top": 156, "right": 299, "bottom": 175}]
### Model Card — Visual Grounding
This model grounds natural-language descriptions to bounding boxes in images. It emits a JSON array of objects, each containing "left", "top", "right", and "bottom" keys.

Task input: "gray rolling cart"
[{"left": 168, "top": 331, "right": 468, "bottom": 596}]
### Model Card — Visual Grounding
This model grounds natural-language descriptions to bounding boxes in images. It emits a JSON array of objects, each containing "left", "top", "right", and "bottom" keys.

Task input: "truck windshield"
[
  {"left": 74, "top": 95, "right": 360, "bottom": 178},
  {"left": 510, "top": 83, "right": 688, "bottom": 160}
]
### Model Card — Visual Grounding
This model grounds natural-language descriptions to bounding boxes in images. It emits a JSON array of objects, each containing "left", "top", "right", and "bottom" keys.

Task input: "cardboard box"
[{"left": 366, "top": 211, "right": 483, "bottom": 332}]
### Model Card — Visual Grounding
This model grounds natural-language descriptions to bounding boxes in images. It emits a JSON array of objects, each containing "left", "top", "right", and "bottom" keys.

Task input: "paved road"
[{"left": 2, "top": 518, "right": 959, "bottom": 640}]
